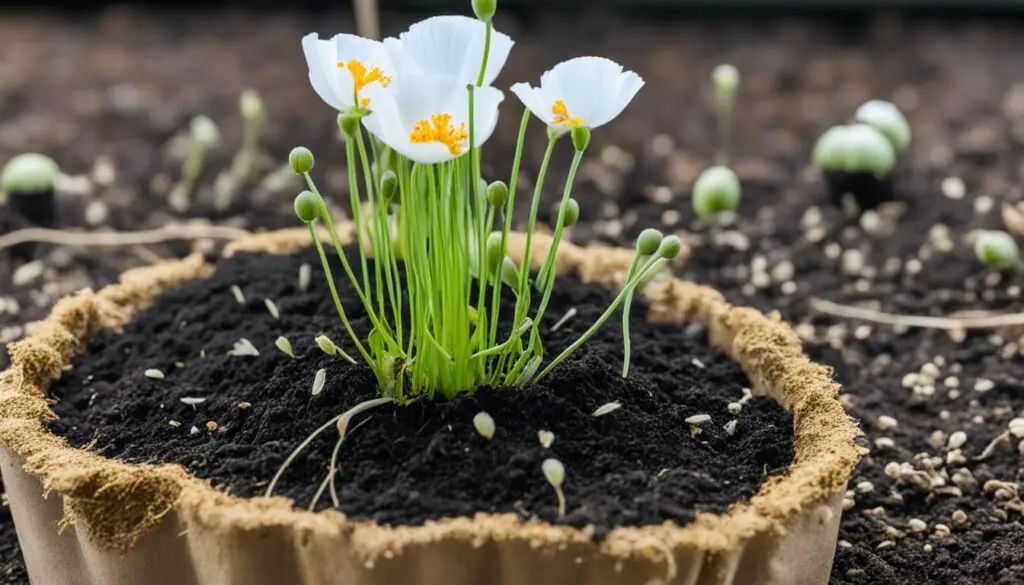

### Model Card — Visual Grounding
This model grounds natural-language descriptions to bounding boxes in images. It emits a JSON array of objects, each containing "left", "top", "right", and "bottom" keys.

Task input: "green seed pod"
[
  {"left": 240, "top": 89, "right": 264, "bottom": 122},
  {"left": 0, "top": 153, "right": 59, "bottom": 195},
  {"left": 380, "top": 170, "right": 398, "bottom": 202},
  {"left": 190, "top": 115, "right": 220, "bottom": 149},
  {"left": 338, "top": 113, "right": 361, "bottom": 137},
  {"left": 636, "top": 228, "right": 663, "bottom": 256},
  {"left": 472, "top": 0, "right": 496, "bottom": 22},
  {"left": 854, "top": 100, "right": 911, "bottom": 154},
  {"left": 500, "top": 256, "right": 520, "bottom": 289},
  {"left": 294, "top": 190, "right": 321, "bottom": 223},
  {"left": 712, "top": 63, "right": 740, "bottom": 97},
  {"left": 563, "top": 198, "right": 580, "bottom": 227},
  {"left": 658, "top": 235, "right": 683, "bottom": 259},
  {"left": 289, "top": 146, "right": 315, "bottom": 175},
  {"left": 486, "top": 180, "right": 509, "bottom": 207},
  {"left": 571, "top": 126, "right": 591, "bottom": 152},
  {"left": 692, "top": 165, "right": 741, "bottom": 220},
  {"left": 974, "top": 230, "right": 1020, "bottom": 269},
  {"left": 812, "top": 124, "right": 896, "bottom": 177},
  {"left": 486, "top": 232, "right": 504, "bottom": 271}
]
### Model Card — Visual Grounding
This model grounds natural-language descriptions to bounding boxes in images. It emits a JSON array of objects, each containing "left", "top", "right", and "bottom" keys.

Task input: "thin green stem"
[
  {"left": 475, "top": 21, "right": 493, "bottom": 88},
  {"left": 620, "top": 252, "right": 644, "bottom": 378}
]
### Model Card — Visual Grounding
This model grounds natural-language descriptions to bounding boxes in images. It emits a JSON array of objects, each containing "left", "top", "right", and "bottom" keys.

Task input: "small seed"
[
  {"left": 948, "top": 431, "right": 967, "bottom": 450},
  {"left": 923, "top": 544, "right": 933, "bottom": 553},
  {"left": 230, "top": 285, "right": 246, "bottom": 304},
  {"left": 190, "top": 426, "right": 200, "bottom": 436},
  {"left": 884, "top": 462, "right": 901, "bottom": 479},
  {"left": 878, "top": 415, "right": 898, "bottom": 430},
  {"left": 974, "top": 378, "right": 995, "bottom": 392},
  {"left": 592, "top": 402, "right": 622, "bottom": 417},
  {"left": 180, "top": 397, "right": 207, "bottom": 407},
  {"left": 473, "top": 412, "right": 495, "bottom": 440},
  {"left": 238, "top": 401, "right": 252, "bottom": 410},
  {"left": 951, "top": 510, "right": 968, "bottom": 525},
  {"left": 538, "top": 430, "right": 555, "bottom": 448},
  {"left": 311, "top": 368, "right": 327, "bottom": 396},
  {"left": 206, "top": 421, "right": 218, "bottom": 432},
  {"left": 685, "top": 414, "right": 712, "bottom": 425},
  {"left": 1008, "top": 418, "right": 1024, "bottom": 439},
  {"left": 168, "top": 420, "right": 181, "bottom": 428},
  {"left": 727, "top": 402, "right": 742, "bottom": 414},
  {"left": 857, "top": 481, "right": 875, "bottom": 493},
  {"left": 933, "top": 524, "right": 951, "bottom": 538},
  {"left": 875, "top": 437, "right": 895, "bottom": 450},
  {"left": 299, "top": 263, "right": 312, "bottom": 292},
  {"left": 908, "top": 518, "right": 927, "bottom": 532},
  {"left": 229, "top": 338, "right": 259, "bottom": 357},
  {"left": 144, "top": 368, "right": 165, "bottom": 380},
  {"left": 265, "top": 299, "right": 280, "bottom": 319},
  {"left": 724, "top": 420, "right": 738, "bottom": 436}
]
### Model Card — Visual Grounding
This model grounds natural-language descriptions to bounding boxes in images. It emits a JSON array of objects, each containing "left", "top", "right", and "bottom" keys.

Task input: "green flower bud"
[
  {"left": 812, "top": 124, "right": 896, "bottom": 177},
  {"left": 636, "top": 228, "right": 663, "bottom": 256},
  {"left": 472, "top": 0, "right": 496, "bottom": 22},
  {"left": 338, "top": 113, "right": 361, "bottom": 138},
  {"left": 380, "top": 170, "right": 398, "bottom": 202},
  {"left": 712, "top": 63, "right": 740, "bottom": 97},
  {"left": 692, "top": 165, "right": 741, "bottom": 220},
  {"left": 974, "top": 230, "right": 1019, "bottom": 269},
  {"left": 0, "top": 153, "right": 59, "bottom": 195},
  {"left": 563, "top": 198, "right": 580, "bottom": 227},
  {"left": 289, "top": 146, "right": 315, "bottom": 175},
  {"left": 500, "top": 256, "right": 520, "bottom": 289},
  {"left": 658, "top": 235, "right": 683, "bottom": 259},
  {"left": 190, "top": 115, "right": 220, "bottom": 149},
  {"left": 294, "top": 190, "right": 321, "bottom": 223},
  {"left": 486, "top": 232, "right": 504, "bottom": 271},
  {"left": 854, "top": 100, "right": 911, "bottom": 154},
  {"left": 486, "top": 180, "right": 509, "bottom": 207},
  {"left": 240, "top": 89, "right": 264, "bottom": 122},
  {"left": 571, "top": 126, "right": 591, "bottom": 152}
]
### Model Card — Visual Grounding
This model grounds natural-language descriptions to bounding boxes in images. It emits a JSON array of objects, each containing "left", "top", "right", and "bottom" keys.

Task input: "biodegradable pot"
[{"left": 0, "top": 227, "right": 863, "bottom": 585}]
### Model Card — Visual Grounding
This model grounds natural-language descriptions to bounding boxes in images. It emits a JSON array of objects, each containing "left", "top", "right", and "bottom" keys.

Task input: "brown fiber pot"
[{"left": 0, "top": 227, "right": 863, "bottom": 585}]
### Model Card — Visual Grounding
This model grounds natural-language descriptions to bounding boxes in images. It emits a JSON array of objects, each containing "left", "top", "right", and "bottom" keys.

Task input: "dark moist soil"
[
  {"left": 3, "top": 6, "right": 1024, "bottom": 585},
  {"left": 47, "top": 246, "right": 794, "bottom": 532}
]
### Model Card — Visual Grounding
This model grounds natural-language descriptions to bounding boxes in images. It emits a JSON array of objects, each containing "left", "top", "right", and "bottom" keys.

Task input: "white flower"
[
  {"left": 362, "top": 74, "right": 504, "bottom": 164},
  {"left": 384, "top": 16, "right": 514, "bottom": 86},
  {"left": 511, "top": 57, "right": 644, "bottom": 130},
  {"left": 302, "top": 32, "right": 395, "bottom": 112}
]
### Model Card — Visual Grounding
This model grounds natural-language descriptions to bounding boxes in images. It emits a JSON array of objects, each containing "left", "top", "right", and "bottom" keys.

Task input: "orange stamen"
[
  {"left": 551, "top": 99, "right": 583, "bottom": 128},
  {"left": 409, "top": 113, "right": 469, "bottom": 156},
  {"left": 337, "top": 59, "right": 393, "bottom": 106}
]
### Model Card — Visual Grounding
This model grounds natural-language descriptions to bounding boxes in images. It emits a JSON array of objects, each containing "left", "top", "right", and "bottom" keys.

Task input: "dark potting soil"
[
  {"left": 46, "top": 246, "right": 794, "bottom": 533},
  {"left": 0, "top": 484, "right": 27, "bottom": 585}
]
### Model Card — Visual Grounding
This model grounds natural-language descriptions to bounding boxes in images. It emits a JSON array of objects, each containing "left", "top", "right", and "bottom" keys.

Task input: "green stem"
[
  {"left": 475, "top": 21, "right": 493, "bottom": 88},
  {"left": 620, "top": 252, "right": 643, "bottom": 378}
]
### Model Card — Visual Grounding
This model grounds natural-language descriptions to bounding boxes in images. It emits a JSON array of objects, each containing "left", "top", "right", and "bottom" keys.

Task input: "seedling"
[
  {"left": 592, "top": 402, "right": 621, "bottom": 417},
  {"left": 542, "top": 458, "right": 566, "bottom": 519},
  {"left": 814, "top": 100, "right": 910, "bottom": 211},
  {"left": 215, "top": 89, "right": 267, "bottom": 211},
  {"left": 0, "top": 153, "right": 60, "bottom": 227},
  {"left": 473, "top": 411, "right": 496, "bottom": 439},
  {"left": 974, "top": 230, "right": 1019, "bottom": 269},
  {"left": 275, "top": 336, "right": 296, "bottom": 358},
  {"left": 693, "top": 64, "right": 742, "bottom": 219},
  {"left": 170, "top": 115, "right": 220, "bottom": 212}
]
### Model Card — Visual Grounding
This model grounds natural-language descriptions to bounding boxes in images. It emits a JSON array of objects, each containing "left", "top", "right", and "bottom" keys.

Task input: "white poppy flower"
[
  {"left": 361, "top": 74, "right": 504, "bottom": 164},
  {"left": 510, "top": 57, "right": 644, "bottom": 131},
  {"left": 302, "top": 32, "right": 396, "bottom": 112},
  {"left": 384, "top": 16, "right": 514, "bottom": 87}
]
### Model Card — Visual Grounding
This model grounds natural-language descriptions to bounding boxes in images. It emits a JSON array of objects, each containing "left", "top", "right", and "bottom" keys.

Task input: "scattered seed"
[
  {"left": 592, "top": 402, "right": 622, "bottom": 417},
  {"left": 884, "top": 462, "right": 901, "bottom": 479},
  {"left": 842, "top": 497, "right": 856, "bottom": 511},
  {"left": 180, "top": 397, "right": 207, "bottom": 408},
  {"left": 875, "top": 437, "right": 895, "bottom": 450},
  {"left": 974, "top": 378, "right": 995, "bottom": 392},
  {"left": 690, "top": 358, "right": 705, "bottom": 369},
  {"left": 727, "top": 402, "right": 743, "bottom": 414},
  {"left": 311, "top": 368, "right": 327, "bottom": 396},
  {"left": 947, "top": 431, "right": 967, "bottom": 450},
  {"left": 538, "top": 430, "right": 555, "bottom": 449},
  {"left": 230, "top": 285, "right": 246, "bottom": 304},
  {"left": 876, "top": 540, "right": 895, "bottom": 550},
  {"left": 238, "top": 401, "right": 252, "bottom": 410},
  {"left": 168, "top": 420, "right": 181, "bottom": 428},
  {"left": 473, "top": 412, "right": 496, "bottom": 440},
  {"left": 877, "top": 415, "right": 898, "bottom": 430},
  {"left": 934, "top": 524, "right": 951, "bottom": 538},
  {"left": 941, "top": 176, "right": 965, "bottom": 199},
  {"left": 190, "top": 426, "right": 201, "bottom": 436},
  {"left": 299, "top": 263, "right": 312, "bottom": 292},
  {"left": 923, "top": 544, "right": 933, "bottom": 553},
  {"left": 551, "top": 307, "right": 577, "bottom": 332},
  {"left": 12, "top": 261, "right": 44, "bottom": 286},
  {"left": 724, "top": 420, "right": 738, "bottom": 436},
  {"left": 685, "top": 414, "right": 712, "bottom": 425},
  {"left": 951, "top": 510, "right": 968, "bottom": 525},
  {"left": 229, "top": 338, "right": 259, "bottom": 357},
  {"left": 908, "top": 518, "right": 927, "bottom": 532},
  {"left": 275, "top": 336, "right": 296, "bottom": 358},
  {"left": 1008, "top": 418, "right": 1024, "bottom": 439},
  {"left": 976, "top": 431, "right": 1010, "bottom": 461},
  {"left": 857, "top": 481, "right": 875, "bottom": 493},
  {"left": 265, "top": 299, "right": 280, "bottom": 319},
  {"left": 144, "top": 368, "right": 165, "bottom": 380},
  {"left": 206, "top": 421, "right": 218, "bottom": 432}
]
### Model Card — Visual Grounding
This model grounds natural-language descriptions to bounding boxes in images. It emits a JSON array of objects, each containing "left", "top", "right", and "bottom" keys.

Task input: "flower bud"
[
  {"left": 190, "top": 115, "right": 220, "bottom": 150},
  {"left": 692, "top": 165, "right": 741, "bottom": 220},
  {"left": 294, "top": 190, "right": 321, "bottom": 223},
  {"left": 500, "top": 256, "right": 520, "bottom": 289},
  {"left": 240, "top": 89, "right": 264, "bottom": 122},
  {"left": 289, "top": 146, "right": 315, "bottom": 174},
  {"left": 658, "top": 235, "right": 683, "bottom": 259},
  {"left": 812, "top": 124, "right": 895, "bottom": 177},
  {"left": 563, "top": 198, "right": 580, "bottom": 227},
  {"left": 571, "top": 126, "right": 591, "bottom": 152},
  {"left": 636, "top": 228, "right": 663, "bottom": 256},
  {"left": 486, "top": 232, "right": 504, "bottom": 271},
  {"left": 380, "top": 170, "right": 398, "bottom": 202},
  {"left": 0, "top": 153, "right": 58, "bottom": 195},
  {"left": 472, "top": 0, "right": 496, "bottom": 22},
  {"left": 486, "top": 180, "right": 509, "bottom": 207},
  {"left": 854, "top": 99, "right": 911, "bottom": 154},
  {"left": 712, "top": 64, "right": 740, "bottom": 97},
  {"left": 338, "top": 112, "right": 361, "bottom": 138},
  {"left": 974, "top": 230, "right": 1020, "bottom": 269}
]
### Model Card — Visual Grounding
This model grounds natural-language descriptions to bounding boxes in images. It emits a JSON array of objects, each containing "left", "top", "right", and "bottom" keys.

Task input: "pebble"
[
  {"left": 934, "top": 524, "right": 951, "bottom": 538},
  {"left": 951, "top": 510, "right": 968, "bottom": 525},
  {"left": 12, "top": 261, "right": 44, "bottom": 286},
  {"left": 727, "top": 402, "right": 743, "bottom": 414},
  {"left": 144, "top": 369, "right": 165, "bottom": 380},
  {"left": 875, "top": 437, "right": 895, "bottom": 450},
  {"left": 206, "top": 421, "right": 218, "bottom": 432},
  {"left": 947, "top": 431, "right": 968, "bottom": 450},
  {"left": 908, "top": 518, "right": 927, "bottom": 532},
  {"left": 685, "top": 414, "right": 712, "bottom": 425},
  {"left": 857, "top": 481, "right": 875, "bottom": 493},
  {"left": 84, "top": 200, "right": 110, "bottom": 226},
  {"left": 884, "top": 462, "right": 902, "bottom": 479},
  {"left": 941, "top": 176, "right": 966, "bottom": 199},
  {"left": 878, "top": 415, "right": 898, "bottom": 430},
  {"left": 1007, "top": 418, "right": 1024, "bottom": 438},
  {"left": 974, "top": 378, "right": 995, "bottom": 393}
]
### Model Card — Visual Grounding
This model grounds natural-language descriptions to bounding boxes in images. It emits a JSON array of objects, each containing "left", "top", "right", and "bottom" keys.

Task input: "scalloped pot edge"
[{"left": 0, "top": 227, "right": 863, "bottom": 585}]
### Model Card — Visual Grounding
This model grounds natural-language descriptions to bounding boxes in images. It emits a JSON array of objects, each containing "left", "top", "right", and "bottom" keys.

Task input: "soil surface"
[
  {"left": 2, "top": 5, "right": 1024, "bottom": 585},
  {"left": 47, "top": 247, "right": 793, "bottom": 532}
]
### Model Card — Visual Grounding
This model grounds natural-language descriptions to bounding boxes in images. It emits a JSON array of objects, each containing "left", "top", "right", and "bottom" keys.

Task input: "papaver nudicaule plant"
[{"left": 293, "top": 1, "right": 680, "bottom": 402}]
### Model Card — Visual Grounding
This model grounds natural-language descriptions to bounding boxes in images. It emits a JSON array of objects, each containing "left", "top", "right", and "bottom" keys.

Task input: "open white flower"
[
  {"left": 511, "top": 57, "right": 644, "bottom": 131},
  {"left": 302, "top": 32, "right": 396, "bottom": 112},
  {"left": 384, "top": 15, "right": 514, "bottom": 87},
  {"left": 362, "top": 74, "right": 504, "bottom": 164}
]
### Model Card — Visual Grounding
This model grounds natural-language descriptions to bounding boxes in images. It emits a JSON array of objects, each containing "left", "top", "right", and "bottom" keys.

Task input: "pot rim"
[{"left": 0, "top": 226, "right": 864, "bottom": 564}]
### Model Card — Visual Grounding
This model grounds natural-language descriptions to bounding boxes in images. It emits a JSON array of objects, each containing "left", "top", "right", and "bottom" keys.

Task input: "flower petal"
[
  {"left": 387, "top": 16, "right": 514, "bottom": 86},
  {"left": 521, "top": 56, "right": 642, "bottom": 130},
  {"left": 510, "top": 82, "right": 554, "bottom": 126},
  {"left": 302, "top": 32, "right": 395, "bottom": 112}
]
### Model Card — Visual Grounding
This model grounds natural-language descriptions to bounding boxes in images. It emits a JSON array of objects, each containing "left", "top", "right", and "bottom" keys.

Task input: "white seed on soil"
[
  {"left": 229, "top": 338, "right": 259, "bottom": 357},
  {"left": 299, "top": 264, "right": 312, "bottom": 292},
  {"left": 265, "top": 299, "right": 280, "bottom": 319},
  {"left": 884, "top": 462, "right": 901, "bottom": 479},
  {"left": 875, "top": 437, "right": 895, "bottom": 450},
  {"left": 929, "top": 430, "right": 948, "bottom": 449},
  {"left": 941, "top": 176, "right": 966, "bottom": 199},
  {"left": 144, "top": 369, "right": 165, "bottom": 380},
  {"left": 473, "top": 412, "right": 495, "bottom": 440},
  {"left": 206, "top": 421, "right": 218, "bottom": 432},
  {"left": 551, "top": 308, "right": 577, "bottom": 332},
  {"left": 189, "top": 425, "right": 200, "bottom": 436},
  {"left": 842, "top": 497, "right": 856, "bottom": 511},
  {"left": 878, "top": 415, "right": 898, "bottom": 430},
  {"left": 592, "top": 402, "right": 622, "bottom": 417},
  {"left": 972, "top": 378, "right": 994, "bottom": 392},
  {"left": 180, "top": 397, "right": 207, "bottom": 408},
  {"left": 727, "top": 402, "right": 743, "bottom": 414},
  {"left": 838, "top": 540, "right": 853, "bottom": 549},
  {"left": 538, "top": 430, "right": 555, "bottom": 449},
  {"left": 12, "top": 261, "right": 45, "bottom": 286},
  {"left": 876, "top": 541, "right": 895, "bottom": 550},
  {"left": 943, "top": 376, "right": 960, "bottom": 389},
  {"left": 311, "top": 368, "right": 327, "bottom": 396},
  {"left": 951, "top": 510, "right": 968, "bottom": 525},
  {"left": 230, "top": 285, "right": 246, "bottom": 304},
  {"left": 724, "top": 420, "right": 738, "bottom": 436},
  {"left": 857, "top": 481, "right": 875, "bottom": 493},
  {"left": 933, "top": 524, "right": 951, "bottom": 538},
  {"left": 902, "top": 373, "right": 920, "bottom": 388},
  {"left": 1008, "top": 418, "right": 1024, "bottom": 438},
  {"left": 168, "top": 420, "right": 181, "bottom": 428},
  {"left": 691, "top": 358, "right": 705, "bottom": 369},
  {"left": 685, "top": 414, "right": 712, "bottom": 425},
  {"left": 947, "top": 431, "right": 967, "bottom": 450},
  {"left": 946, "top": 449, "right": 966, "bottom": 466},
  {"left": 923, "top": 544, "right": 933, "bottom": 553},
  {"left": 238, "top": 402, "right": 252, "bottom": 410}
]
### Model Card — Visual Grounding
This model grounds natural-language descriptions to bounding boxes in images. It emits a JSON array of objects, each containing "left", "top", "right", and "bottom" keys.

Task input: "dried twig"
[
  {"left": 810, "top": 297, "right": 1024, "bottom": 330},
  {"left": 0, "top": 225, "right": 252, "bottom": 252}
]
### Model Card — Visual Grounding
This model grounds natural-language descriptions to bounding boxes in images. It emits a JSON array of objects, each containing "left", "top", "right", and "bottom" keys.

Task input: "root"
[
  {"left": 0, "top": 225, "right": 252, "bottom": 252},
  {"left": 810, "top": 297, "right": 1024, "bottom": 330}
]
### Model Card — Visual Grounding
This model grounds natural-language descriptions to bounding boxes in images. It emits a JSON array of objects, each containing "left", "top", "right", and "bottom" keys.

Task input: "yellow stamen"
[
  {"left": 409, "top": 113, "right": 468, "bottom": 156},
  {"left": 337, "top": 59, "right": 393, "bottom": 106},
  {"left": 551, "top": 99, "right": 583, "bottom": 128}
]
